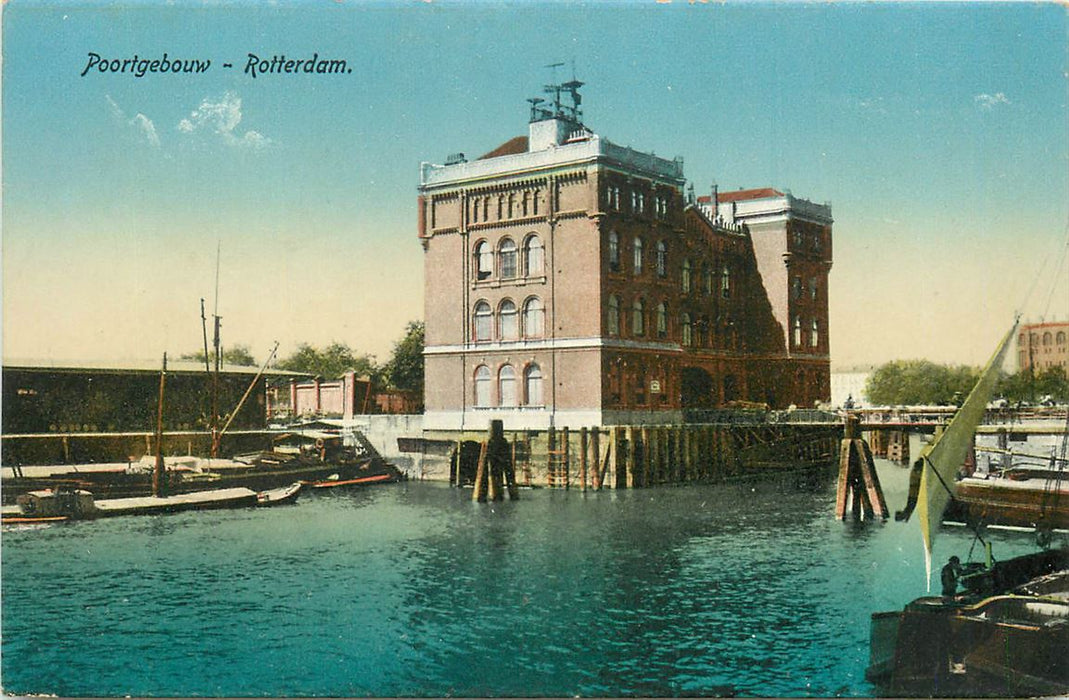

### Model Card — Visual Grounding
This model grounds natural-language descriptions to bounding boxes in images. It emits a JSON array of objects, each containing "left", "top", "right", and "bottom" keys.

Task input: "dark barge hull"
[
  {"left": 942, "top": 480, "right": 1069, "bottom": 531},
  {"left": 867, "top": 548, "right": 1069, "bottom": 697}
]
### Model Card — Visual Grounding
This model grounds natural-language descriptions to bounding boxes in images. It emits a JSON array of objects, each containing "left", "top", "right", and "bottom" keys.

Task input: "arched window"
[
  {"left": 1058, "top": 332, "right": 1067, "bottom": 345},
  {"left": 793, "top": 316, "right": 802, "bottom": 347},
  {"left": 474, "top": 241, "right": 492, "bottom": 280},
  {"left": 656, "top": 241, "right": 667, "bottom": 278},
  {"left": 474, "top": 301, "right": 493, "bottom": 342},
  {"left": 809, "top": 278, "right": 819, "bottom": 300},
  {"left": 703, "top": 265, "right": 713, "bottom": 295},
  {"left": 524, "top": 235, "right": 544, "bottom": 276},
  {"left": 633, "top": 237, "right": 644, "bottom": 274},
  {"left": 1019, "top": 333, "right": 1026, "bottom": 346},
  {"left": 523, "top": 297, "right": 544, "bottom": 338},
  {"left": 607, "top": 295, "right": 620, "bottom": 336},
  {"left": 1031, "top": 333, "right": 1039, "bottom": 345},
  {"left": 608, "top": 231, "right": 620, "bottom": 272},
  {"left": 499, "top": 365, "right": 516, "bottom": 407},
  {"left": 474, "top": 365, "right": 491, "bottom": 407},
  {"left": 682, "top": 260, "right": 692, "bottom": 293},
  {"left": 633, "top": 299, "right": 646, "bottom": 337},
  {"left": 811, "top": 318, "right": 819, "bottom": 348},
  {"left": 792, "top": 276, "right": 802, "bottom": 300},
  {"left": 499, "top": 238, "right": 517, "bottom": 279},
  {"left": 524, "top": 364, "right": 543, "bottom": 406},
  {"left": 499, "top": 299, "right": 518, "bottom": 340},
  {"left": 656, "top": 302, "right": 668, "bottom": 338},
  {"left": 1043, "top": 332, "right": 1053, "bottom": 346},
  {"left": 682, "top": 313, "right": 693, "bottom": 346},
  {"left": 721, "top": 265, "right": 731, "bottom": 299}
]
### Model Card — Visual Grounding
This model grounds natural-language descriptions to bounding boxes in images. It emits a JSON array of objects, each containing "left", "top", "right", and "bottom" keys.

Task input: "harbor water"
[{"left": 0, "top": 449, "right": 1048, "bottom": 697}]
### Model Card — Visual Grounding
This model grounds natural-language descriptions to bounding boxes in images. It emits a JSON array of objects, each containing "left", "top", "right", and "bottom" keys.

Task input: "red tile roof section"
[
  {"left": 479, "top": 136, "right": 529, "bottom": 160},
  {"left": 716, "top": 187, "right": 784, "bottom": 202}
]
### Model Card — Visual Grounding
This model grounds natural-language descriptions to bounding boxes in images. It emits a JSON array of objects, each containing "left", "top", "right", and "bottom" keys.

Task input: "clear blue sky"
[{"left": 3, "top": 1, "right": 1066, "bottom": 368}]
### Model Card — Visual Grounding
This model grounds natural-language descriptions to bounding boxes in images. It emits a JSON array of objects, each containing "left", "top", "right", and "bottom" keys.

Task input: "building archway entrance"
[{"left": 680, "top": 366, "right": 714, "bottom": 409}]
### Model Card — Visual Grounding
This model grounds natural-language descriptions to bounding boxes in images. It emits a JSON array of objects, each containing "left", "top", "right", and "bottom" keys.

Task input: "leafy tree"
[
  {"left": 996, "top": 366, "right": 1069, "bottom": 403},
  {"left": 277, "top": 341, "right": 381, "bottom": 383},
  {"left": 384, "top": 321, "right": 424, "bottom": 393},
  {"left": 865, "top": 360, "right": 980, "bottom": 406},
  {"left": 180, "top": 344, "right": 257, "bottom": 367}
]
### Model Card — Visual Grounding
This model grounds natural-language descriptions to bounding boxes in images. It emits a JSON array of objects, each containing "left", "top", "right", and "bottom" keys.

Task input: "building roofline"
[{"left": 2, "top": 358, "right": 307, "bottom": 377}]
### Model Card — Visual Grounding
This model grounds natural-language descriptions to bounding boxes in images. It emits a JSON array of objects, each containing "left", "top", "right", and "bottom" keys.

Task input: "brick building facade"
[
  {"left": 418, "top": 88, "right": 832, "bottom": 431},
  {"left": 1017, "top": 321, "right": 1069, "bottom": 374}
]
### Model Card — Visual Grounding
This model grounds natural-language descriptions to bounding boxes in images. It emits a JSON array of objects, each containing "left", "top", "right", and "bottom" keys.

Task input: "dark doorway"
[{"left": 680, "top": 367, "right": 714, "bottom": 409}]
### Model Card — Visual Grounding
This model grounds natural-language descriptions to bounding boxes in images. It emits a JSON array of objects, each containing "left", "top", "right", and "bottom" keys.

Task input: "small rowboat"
[
  {"left": 1, "top": 514, "right": 69, "bottom": 525},
  {"left": 256, "top": 481, "right": 302, "bottom": 506},
  {"left": 308, "top": 473, "right": 396, "bottom": 489}
]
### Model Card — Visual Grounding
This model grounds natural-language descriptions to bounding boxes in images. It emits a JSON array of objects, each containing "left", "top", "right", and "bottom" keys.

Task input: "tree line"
[
  {"left": 864, "top": 359, "right": 1069, "bottom": 407},
  {"left": 180, "top": 320, "right": 425, "bottom": 394}
]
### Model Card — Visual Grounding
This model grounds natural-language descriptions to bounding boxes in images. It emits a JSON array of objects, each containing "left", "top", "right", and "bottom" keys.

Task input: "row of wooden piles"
[
  {"left": 869, "top": 428, "right": 911, "bottom": 464},
  {"left": 463, "top": 421, "right": 841, "bottom": 497}
]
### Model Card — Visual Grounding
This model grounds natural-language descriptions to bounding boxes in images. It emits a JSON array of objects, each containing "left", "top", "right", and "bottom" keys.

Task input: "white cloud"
[
  {"left": 105, "top": 94, "right": 161, "bottom": 148},
  {"left": 177, "top": 91, "right": 272, "bottom": 149},
  {"left": 975, "top": 92, "right": 1011, "bottom": 110}
]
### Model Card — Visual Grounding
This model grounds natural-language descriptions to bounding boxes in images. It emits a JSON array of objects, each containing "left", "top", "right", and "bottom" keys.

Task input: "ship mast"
[{"left": 153, "top": 353, "right": 168, "bottom": 498}]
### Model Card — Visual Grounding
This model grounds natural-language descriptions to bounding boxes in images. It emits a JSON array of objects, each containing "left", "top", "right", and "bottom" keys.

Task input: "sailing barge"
[{"left": 868, "top": 320, "right": 1069, "bottom": 697}]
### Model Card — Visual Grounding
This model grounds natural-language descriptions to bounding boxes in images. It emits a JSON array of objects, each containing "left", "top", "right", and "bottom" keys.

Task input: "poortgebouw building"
[{"left": 418, "top": 83, "right": 833, "bottom": 432}]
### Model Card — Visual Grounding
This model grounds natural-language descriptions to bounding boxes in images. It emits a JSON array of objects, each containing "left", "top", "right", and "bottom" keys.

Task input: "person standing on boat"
[{"left": 941, "top": 556, "right": 963, "bottom": 598}]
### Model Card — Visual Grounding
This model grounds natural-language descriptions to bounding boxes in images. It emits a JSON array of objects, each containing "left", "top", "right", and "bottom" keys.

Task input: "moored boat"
[
  {"left": 256, "top": 481, "right": 302, "bottom": 506},
  {"left": 867, "top": 547, "right": 1069, "bottom": 697},
  {"left": 869, "top": 319, "right": 1069, "bottom": 697}
]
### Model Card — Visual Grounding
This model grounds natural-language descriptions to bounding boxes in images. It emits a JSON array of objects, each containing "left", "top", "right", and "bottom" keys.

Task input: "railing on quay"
[{"left": 682, "top": 408, "right": 842, "bottom": 425}]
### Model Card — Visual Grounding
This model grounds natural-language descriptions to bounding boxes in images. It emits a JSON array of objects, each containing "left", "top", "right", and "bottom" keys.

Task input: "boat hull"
[
  {"left": 867, "top": 548, "right": 1069, "bottom": 697},
  {"left": 91, "top": 488, "right": 260, "bottom": 517},
  {"left": 944, "top": 477, "right": 1069, "bottom": 531}
]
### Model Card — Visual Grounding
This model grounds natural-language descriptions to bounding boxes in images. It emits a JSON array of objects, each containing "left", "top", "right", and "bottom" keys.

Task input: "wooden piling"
[
  {"left": 472, "top": 441, "right": 489, "bottom": 502},
  {"left": 624, "top": 427, "right": 632, "bottom": 487},
  {"left": 579, "top": 427, "right": 588, "bottom": 492},
  {"left": 836, "top": 415, "right": 888, "bottom": 520},
  {"left": 591, "top": 428, "right": 602, "bottom": 490}
]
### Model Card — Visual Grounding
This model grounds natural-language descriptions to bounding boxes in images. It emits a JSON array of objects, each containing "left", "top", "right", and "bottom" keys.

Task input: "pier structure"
[
  {"left": 447, "top": 413, "right": 842, "bottom": 490},
  {"left": 417, "top": 79, "right": 833, "bottom": 436}
]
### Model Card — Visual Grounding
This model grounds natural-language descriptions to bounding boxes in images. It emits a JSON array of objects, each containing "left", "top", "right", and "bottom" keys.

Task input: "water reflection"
[{"left": 3, "top": 460, "right": 1044, "bottom": 698}]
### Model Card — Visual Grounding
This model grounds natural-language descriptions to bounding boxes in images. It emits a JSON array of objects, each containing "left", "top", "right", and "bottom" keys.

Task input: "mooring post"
[
  {"left": 579, "top": 427, "right": 588, "bottom": 492},
  {"left": 836, "top": 415, "right": 888, "bottom": 520},
  {"left": 591, "top": 428, "right": 602, "bottom": 490},
  {"left": 472, "top": 440, "right": 489, "bottom": 502},
  {"left": 626, "top": 426, "right": 637, "bottom": 488}
]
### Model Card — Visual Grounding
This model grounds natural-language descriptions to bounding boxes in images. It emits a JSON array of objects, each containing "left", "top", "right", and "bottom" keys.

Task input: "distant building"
[
  {"left": 830, "top": 367, "right": 874, "bottom": 408},
  {"left": 266, "top": 372, "right": 422, "bottom": 420},
  {"left": 417, "top": 83, "right": 832, "bottom": 431},
  {"left": 1017, "top": 321, "right": 1069, "bottom": 374}
]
